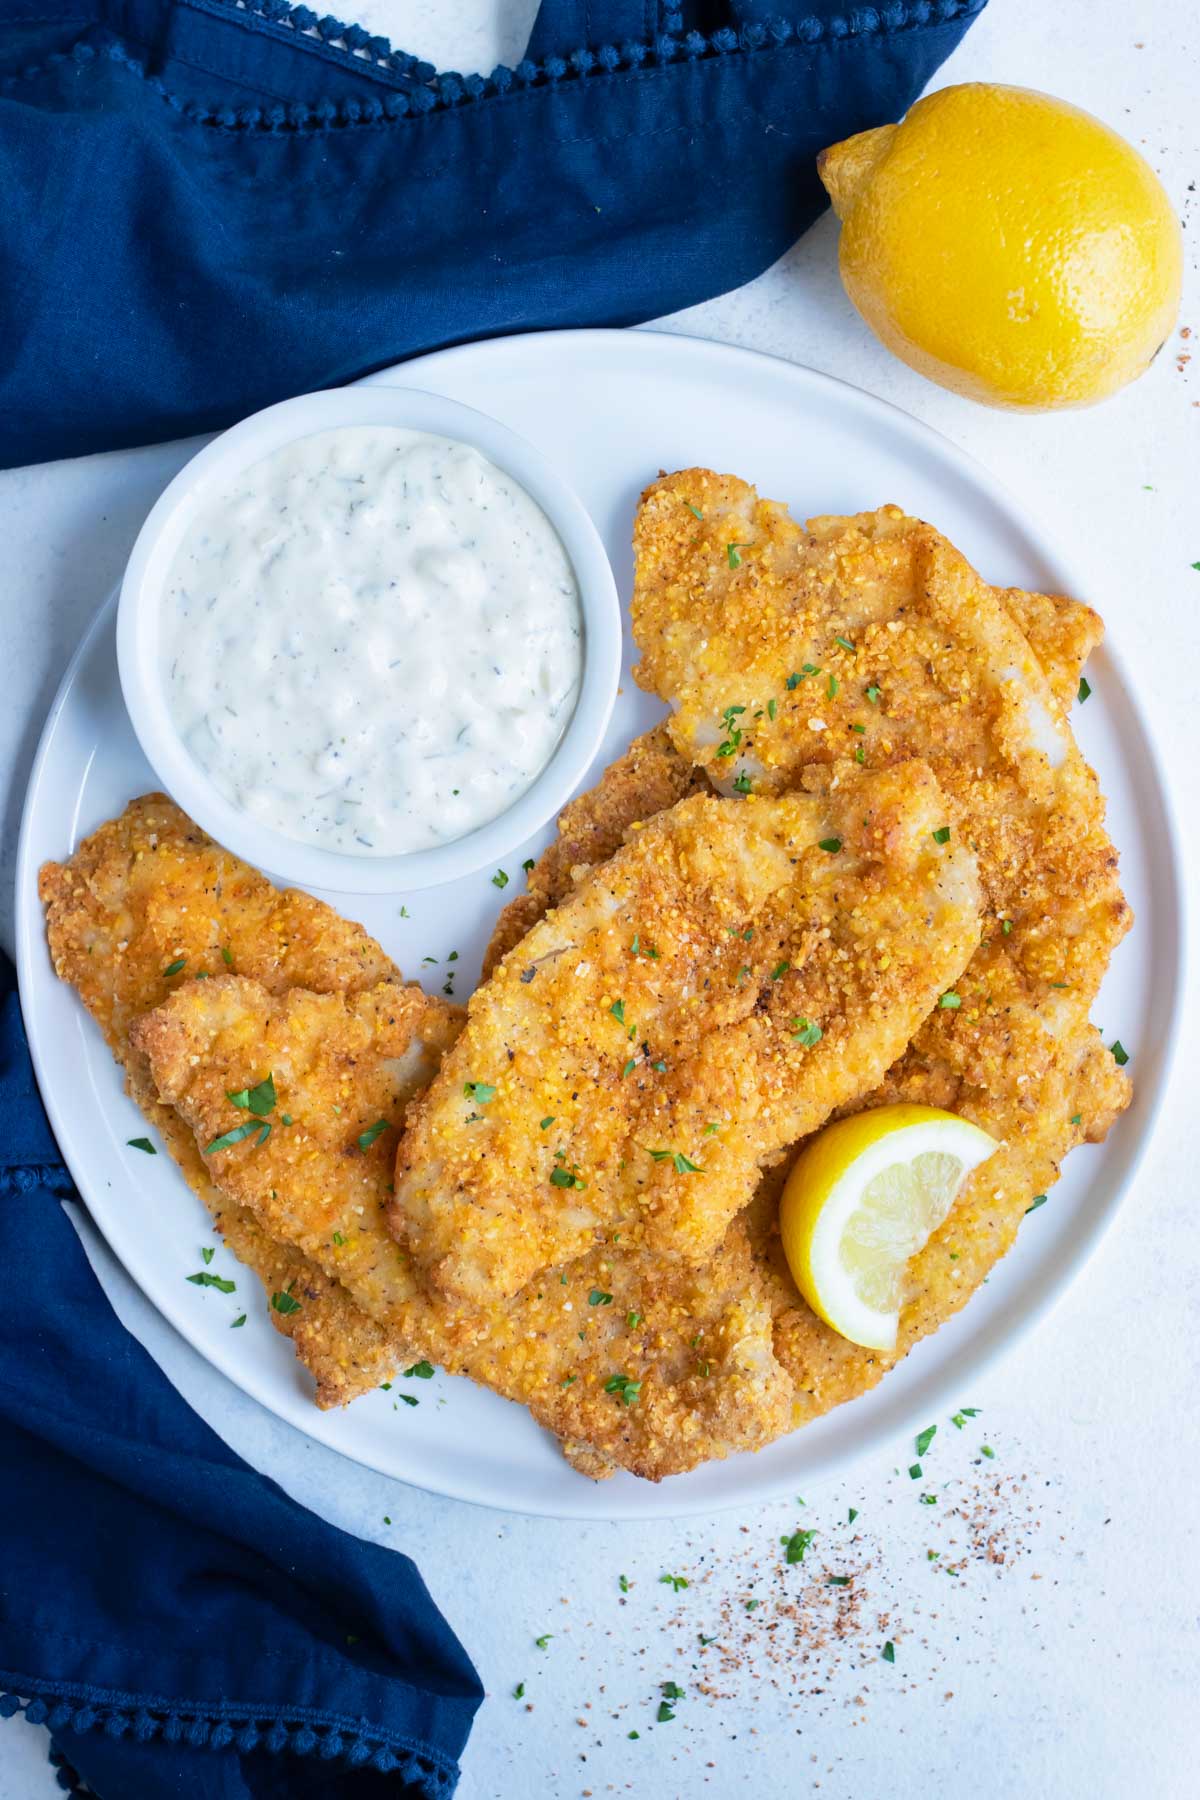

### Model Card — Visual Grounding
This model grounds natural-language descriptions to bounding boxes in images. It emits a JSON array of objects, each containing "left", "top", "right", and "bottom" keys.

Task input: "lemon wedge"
[{"left": 779, "top": 1105, "right": 999, "bottom": 1352}]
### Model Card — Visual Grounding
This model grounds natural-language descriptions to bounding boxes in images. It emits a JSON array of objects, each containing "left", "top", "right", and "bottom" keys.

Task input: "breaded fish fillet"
[
  {"left": 392, "top": 765, "right": 981, "bottom": 1303},
  {"left": 133, "top": 974, "right": 795, "bottom": 1480},
  {"left": 501, "top": 472, "right": 1126, "bottom": 1405},
  {"left": 631, "top": 476, "right": 1128, "bottom": 985},
  {"left": 39, "top": 795, "right": 413, "bottom": 1404},
  {"left": 484, "top": 717, "right": 1130, "bottom": 1424},
  {"left": 484, "top": 566, "right": 1100, "bottom": 980}
]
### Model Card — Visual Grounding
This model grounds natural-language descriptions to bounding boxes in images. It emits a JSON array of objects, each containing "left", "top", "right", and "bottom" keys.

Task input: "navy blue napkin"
[
  {"left": 0, "top": 955, "right": 483, "bottom": 1798},
  {"left": 0, "top": 0, "right": 986, "bottom": 467}
]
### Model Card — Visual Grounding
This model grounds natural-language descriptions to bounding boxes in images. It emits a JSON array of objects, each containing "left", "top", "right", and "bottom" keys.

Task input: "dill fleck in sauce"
[{"left": 162, "top": 425, "right": 583, "bottom": 854}]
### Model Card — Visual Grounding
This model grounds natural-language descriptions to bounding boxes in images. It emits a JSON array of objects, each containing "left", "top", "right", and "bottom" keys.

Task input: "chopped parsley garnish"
[
  {"left": 1001, "top": 918, "right": 1013, "bottom": 934},
  {"left": 1070, "top": 1113, "right": 1082, "bottom": 1125},
  {"left": 491, "top": 868, "right": 509, "bottom": 889},
  {"left": 855, "top": 744, "right": 865, "bottom": 763},
  {"left": 357, "top": 1118, "right": 392, "bottom": 1152},
  {"left": 1025, "top": 1193, "right": 1048, "bottom": 1214},
  {"left": 332, "top": 1231, "right": 345, "bottom": 1246},
  {"left": 882, "top": 1640, "right": 895, "bottom": 1663},
  {"left": 660, "top": 1573, "right": 689, "bottom": 1592},
  {"left": 201, "top": 1246, "right": 215, "bottom": 1265},
  {"left": 603, "top": 1373, "right": 642, "bottom": 1406},
  {"left": 909, "top": 1463, "right": 922, "bottom": 1479},
  {"left": 162, "top": 957, "right": 187, "bottom": 977},
  {"left": 522, "top": 858, "right": 535, "bottom": 872},
  {"left": 622, "top": 1057, "right": 637, "bottom": 1078},
  {"left": 626, "top": 1310, "right": 643, "bottom": 1328},
  {"left": 827, "top": 1575, "right": 851, "bottom": 1587},
  {"left": 818, "top": 837, "right": 842, "bottom": 854},
  {"left": 938, "top": 992, "right": 962, "bottom": 1009},
  {"left": 715, "top": 703, "right": 747, "bottom": 756},
  {"left": 781, "top": 1527, "right": 815, "bottom": 1564},
  {"left": 826, "top": 673, "right": 839, "bottom": 700},
  {"left": 560, "top": 1374, "right": 576, "bottom": 1387},
  {"left": 550, "top": 1165, "right": 587, "bottom": 1190},
  {"left": 732, "top": 772, "right": 753, "bottom": 795},
  {"left": 981, "top": 1444, "right": 996, "bottom": 1458},
  {"left": 1110, "top": 1039, "right": 1129, "bottom": 1066},
  {"left": 915, "top": 1424, "right": 937, "bottom": 1458},
  {"left": 187, "top": 1271, "right": 236, "bottom": 1293},
  {"left": 270, "top": 1289, "right": 301, "bottom": 1315},
  {"left": 399, "top": 1394, "right": 419, "bottom": 1406},
  {"left": 685, "top": 502, "right": 703, "bottom": 520},
  {"left": 540, "top": 1116, "right": 555, "bottom": 1130},
  {"left": 226, "top": 1072, "right": 276, "bottom": 1116},
  {"left": 834, "top": 635, "right": 856, "bottom": 652},
  {"left": 588, "top": 1288, "right": 613, "bottom": 1307},
  {"left": 767, "top": 697, "right": 778, "bottom": 720},
  {"left": 866, "top": 685, "right": 881, "bottom": 704},
  {"left": 919, "top": 1493, "right": 937, "bottom": 1506},
  {"left": 609, "top": 999, "right": 626, "bottom": 1024},
  {"left": 791, "top": 1017, "right": 822, "bottom": 1047},
  {"left": 221, "top": 945, "right": 234, "bottom": 966},
  {"left": 848, "top": 1507, "right": 859, "bottom": 1524},
  {"left": 657, "top": 1701, "right": 676, "bottom": 1723},
  {"left": 281, "top": 1113, "right": 293, "bottom": 1126},
  {"left": 771, "top": 960, "right": 790, "bottom": 981},
  {"left": 661, "top": 1681, "right": 685, "bottom": 1701},
  {"left": 950, "top": 1407, "right": 981, "bottom": 1427},
  {"left": 648, "top": 1148, "right": 704, "bottom": 1174},
  {"left": 744, "top": 1600, "right": 760, "bottom": 1613},
  {"left": 619, "top": 1574, "right": 631, "bottom": 1592},
  {"left": 535, "top": 1634, "right": 553, "bottom": 1649},
  {"left": 726, "top": 542, "right": 751, "bottom": 568},
  {"left": 630, "top": 934, "right": 660, "bottom": 959},
  {"left": 206, "top": 1119, "right": 269, "bottom": 1155},
  {"left": 230, "top": 1313, "right": 246, "bottom": 1328},
  {"left": 404, "top": 1361, "right": 435, "bottom": 1379},
  {"left": 1078, "top": 676, "right": 1092, "bottom": 703},
  {"left": 462, "top": 1081, "right": 496, "bottom": 1105},
  {"left": 932, "top": 825, "right": 951, "bottom": 844},
  {"left": 513, "top": 1682, "right": 525, "bottom": 1699},
  {"left": 127, "top": 1137, "right": 156, "bottom": 1154}
]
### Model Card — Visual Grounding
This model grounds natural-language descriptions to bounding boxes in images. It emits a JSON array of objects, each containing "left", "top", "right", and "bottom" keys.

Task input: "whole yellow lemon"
[{"left": 818, "top": 83, "right": 1182, "bottom": 409}]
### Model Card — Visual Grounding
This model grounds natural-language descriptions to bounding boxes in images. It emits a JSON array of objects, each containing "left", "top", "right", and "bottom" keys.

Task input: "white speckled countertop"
[{"left": 1, "top": 4, "right": 1197, "bottom": 1796}]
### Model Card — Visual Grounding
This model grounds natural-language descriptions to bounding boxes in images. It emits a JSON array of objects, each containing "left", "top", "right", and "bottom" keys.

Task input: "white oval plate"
[{"left": 15, "top": 331, "right": 1183, "bottom": 1520}]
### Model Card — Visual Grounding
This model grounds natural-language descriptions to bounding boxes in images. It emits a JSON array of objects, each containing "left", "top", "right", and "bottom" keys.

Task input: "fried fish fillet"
[
  {"left": 622, "top": 474, "right": 1130, "bottom": 1388},
  {"left": 133, "top": 973, "right": 796, "bottom": 1479},
  {"left": 484, "top": 575, "right": 1100, "bottom": 980},
  {"left": 392, "top": 764, "right": 981, "bottom": 1303},
  {"left": 39, "top": 795, "right": 412, "bottom": 1404},
  {"left": 483, "top": 483, "right": 1129, "bottom": 1419}
]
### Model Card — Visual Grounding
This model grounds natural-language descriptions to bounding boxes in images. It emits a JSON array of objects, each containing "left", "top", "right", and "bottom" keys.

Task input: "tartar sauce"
[{"left": 162, "top": 425, "right": 583, "bottom": 855}]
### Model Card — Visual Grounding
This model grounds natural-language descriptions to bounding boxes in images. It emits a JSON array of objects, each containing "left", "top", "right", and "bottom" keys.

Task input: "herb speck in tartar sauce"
[{"left": 162, "top": 427, "right": 583, "bottom": 855}]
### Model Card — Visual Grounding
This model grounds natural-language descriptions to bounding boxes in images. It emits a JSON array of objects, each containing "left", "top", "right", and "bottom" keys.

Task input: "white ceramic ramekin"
[{"left": 117, "top": 386, "right": 621, "bottom": 893}]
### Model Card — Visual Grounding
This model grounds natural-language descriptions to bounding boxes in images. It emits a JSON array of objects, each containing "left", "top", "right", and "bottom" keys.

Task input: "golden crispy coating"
[
  {"left": 393, "top": 765, "right": 981, "bottom": 1303},
  {"left": 483, "top": 725, "right": 707, "bottom": 977},
  {"left": 39, "top": 795, "right": 406, "bottom": 1404},
  {"left": 133, "top": 974, "right": 795, "bottom": 1480},
  {"left": 131, "top": 977, "right": 460, "bottom": 1345}
]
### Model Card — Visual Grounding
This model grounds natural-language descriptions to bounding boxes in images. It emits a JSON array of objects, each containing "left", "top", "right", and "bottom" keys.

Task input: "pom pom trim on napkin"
[
  {"left": 0, "top": 0, "right": 988, "bottom": 134},
  {"left": 0, "top": 1684, "right": 460, "bottom": 1788}
]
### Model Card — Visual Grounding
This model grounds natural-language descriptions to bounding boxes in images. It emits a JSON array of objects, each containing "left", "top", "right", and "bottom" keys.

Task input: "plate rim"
[{"left": 15, "top": 327, "right": 1188, "bottom": 1520}]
